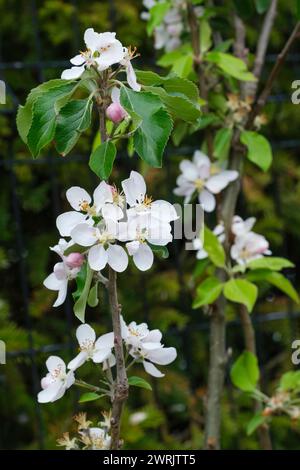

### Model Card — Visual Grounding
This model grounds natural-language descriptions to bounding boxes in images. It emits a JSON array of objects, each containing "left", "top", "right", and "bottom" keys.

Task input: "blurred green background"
[{"left": 0, "top": 0, "right": 300, "bottom": 450}]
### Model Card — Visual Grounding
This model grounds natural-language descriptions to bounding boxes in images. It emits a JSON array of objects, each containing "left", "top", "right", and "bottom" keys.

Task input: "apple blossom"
[
  {"left": 80, "top": 427, "right": 111, "bottom": 450},
  {"left": 174, "top": 150, "right": 239, "bottom": 212},
  {"left": 68, "top": 323, "right": 114, "bottom": 371},
  {"left": 231, "top": 230, "right": 271, "bottom": 266},
  {"left": 43, "top": 238, "right": 83, "bottom": 307},
  {"left": 56, "top": 181, "right": 124, "bottom": 237},
  {"left": 38, "top": 356, "right": 75, "bottom": 403},
  {"left": 120, "top": 47, "right": 141, "bottom": 92},
  {"left": 61, "top": 29, "right": 124, "bottom": 79},
  {"left": 121, "top": 317, "right": 177, "bottom": 378},
  {"left": 106, "top": 102, "right": 127, "bottom": 123}
]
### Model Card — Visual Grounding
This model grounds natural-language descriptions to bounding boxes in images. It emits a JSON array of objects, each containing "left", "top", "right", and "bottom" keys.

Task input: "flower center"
[
  {"left": 79, "top": 201, "right": 97, "bottom": 216},
  {"left": 80, "top": 339, "right": 94, "bottom": 353},
  {"left": 194, "top": 179, "right": 204, "bottom": 191}
]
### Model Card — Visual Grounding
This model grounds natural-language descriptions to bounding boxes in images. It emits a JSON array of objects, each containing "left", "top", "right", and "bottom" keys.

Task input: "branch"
[
  {"left": 108, "top": 267, "right": 128, "bottom": 449},
  {"left": 253, "top": 0, "right": 278, "bottom": 81}
]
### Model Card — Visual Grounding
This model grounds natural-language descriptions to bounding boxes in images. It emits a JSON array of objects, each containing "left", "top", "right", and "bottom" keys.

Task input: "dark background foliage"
[{"left": 0, "top": 0, "right": 300, "bottom": 449}]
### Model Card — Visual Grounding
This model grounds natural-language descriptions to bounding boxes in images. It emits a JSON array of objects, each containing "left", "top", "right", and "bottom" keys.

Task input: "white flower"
[
  {"left": 231, "top": 230, "right": 271, "bottom": 266},
  {"left": 71, "top": 220, "right": 128, "bottom": 272},
  {"left": 43, "top": 239, "right": 82, "bottom": 307},
  {"left": 81, "top": 427, "right": 111, "bottom": 450},
  {"left": 129, "top": 411, "right": 148, "bottom": 425},
  {"left": 120, "top": 47, "right": 141, "bottom": 92},
  {"left": 56, "top": 181, "right": 124, "bottom": 237},
  {"left": 68, "top": 324, "right": 114, "bottom": 371},
  {"left": 193, "top": 223, "right": 225, "bottom": 260},
  {"left": 38, "top": 356, "right": 75, "bottom": 403},
  {"left": 62, "top": 29, "right": 124, "bottom": 79},
  {"left": 174, "top": 150, "right": 238, "bottom": 212},
  {"left": 122, "top": 170, "right": 178, "bottom": 225},
  {"left": 121, "top": 317, "right": 177, "bottom": 378},
  {"left": 231, "top": 215, "right": 256, "bottom": 237}
]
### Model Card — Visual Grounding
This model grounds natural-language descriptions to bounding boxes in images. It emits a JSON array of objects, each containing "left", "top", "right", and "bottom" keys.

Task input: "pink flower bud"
[
  {"left": 106, "top": 102, "right": 126, "bottom": 123},
  {"left": 65, "top": 252, "right": 84, "bottom": 269}
]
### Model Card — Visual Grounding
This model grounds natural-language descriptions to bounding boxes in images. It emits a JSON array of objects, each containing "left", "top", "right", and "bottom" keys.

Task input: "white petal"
[
  {"left": 103, "top": 354, "right": 116, "bottom": 370},
  {"left": 102, "top": 204, "right": 123, "bottom": 222},
  {"left": 70, "top": 54, "right": 85, "bottom": 66},
  {"left": 199, "top": 189, "right": 216, "bottom": 212},
  {"left": 53, "top": 262, "right": 67, "bottom": 281},
  {"left": 147, "top": 347, "right": 177, "bottom": 365},
  {"left": 66, "top": 186, "right": 91, "bottom": 211},
  {"left": 143, "top": 360, "right": 164, "bottom": 378},
  {"left": 93, "top": 181, "right": 113, "bottom": 210},
  {"left": 56, "top": 211, "right": 86, "bottom": 237},
  {"left": 43, "top": 272, "right": 62, "bottom": 290},
  {"left": 61, "top": 65, "right": 85, "bottom": 80},
  {"left": 88, "top": 244, "right": 108, "bottom": 271},
  {"left": 133, "top": 244, "right": 154, "bottom": 271},
  {"left": 147, "top": 219, "right": 172, "bottom": 246},
  {"left": 71, "top": 224, "right": 97, "bottom": 246},
  {"left": 205, "top": 171, "right": 238, "bottom": 194},
  {"left": 38, "top": 382, "right": 62, "bottom": 403},
  {"left": 193, "top": 150, "right": 210, "bottom": 168},
  {"left": 144, "top": 329, "right": 162, "bottom": 344},
  {"left": 66, "top": 370, "right": 75, "bottom": 389},
  {"left": 53, "top": 281, "right": 68, "bottom": 307},
  {"left": 126, "top": 61, "right": 141, "bottom": 91},
  {"left": 196, "top": 248, "right": 208, "bottom": 260},
  {"left": 122, "top": 171, "right": 146, "bottom": 206},
  {"left": 96, "top": 40, "right": 124, "bottom": 70},
  {"left": 151, "top": 200, "right": 178, "bottom": 222},
  {"left": 84, "top": 28, "right": 100, "bottom": 52},
  {"left": 111, "top": 86, "right": 121, "bottom": 104},
  {"left": 67, "top": 351, "right": 88, "bottom": 371},
  {"left": 92, "top": 348, "right": 112, "bottom": 363},
  {"left": 126, "top": 240, "right": 140, "bottom": 255},
  {"left": 76, "top": 324, "right": 96, "bottom": 347},
  {"left": 46, "top": 356, "right": 66, "bottom": 374},
  {"left": 179, "top": 160, "right": 199, "bottom": 181},
  {"left": 95, "top": 332, "right": 114, "bottom": 350},
  {"left": 107, "top": 244, "right": 128, "bottom": 272}
]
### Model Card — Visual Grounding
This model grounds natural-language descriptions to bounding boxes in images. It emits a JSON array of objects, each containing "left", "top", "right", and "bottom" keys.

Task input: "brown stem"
[
  {"left": 238, "top": 306, "right": 272, "bottom": 450},
  {"left": 97, "top": 92, "right": 128, "bottom": 449},
  {"left": 108, "top": 267, "right": 129, "bottom": 449}
]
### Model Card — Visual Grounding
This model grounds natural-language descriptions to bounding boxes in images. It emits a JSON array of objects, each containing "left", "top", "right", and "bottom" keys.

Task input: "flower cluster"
[
  {"left": 193, "top": 216, "right": 271, "bottom": 266},
  {"left": 57, "top": 412, "right": 112, "bottom": 450},
  {"left": 44, "top": 171, "right": 177, "bottom": 307},
  {"left": 38, "top": 320, "right": 177, "bottom": 403},
  {"left": 174, "top": 150, "right": 239, "bottom": 212}
]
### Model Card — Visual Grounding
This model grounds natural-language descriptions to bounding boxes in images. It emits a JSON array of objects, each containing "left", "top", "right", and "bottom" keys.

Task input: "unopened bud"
[
  {"left": 106, "top": 102, "right": 126, "bottom": 123},
  {"left": 65, "top": 252, "right": 84, "bottom": 268}
]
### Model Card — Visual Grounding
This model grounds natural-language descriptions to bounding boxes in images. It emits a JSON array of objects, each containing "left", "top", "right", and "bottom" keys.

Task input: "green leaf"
[
  {"left": 203, "top": 226, "right": 226, "bottom": 267},
  {"left": 89, "top": 141, "right": 117, "bottom": 180},
  {"left": 147, "top": 2, "right": 170, "bottom": 35},
  {"left": 247, "top": 270, "right": 299, "bottom": 303},
  {"left": 136, "top": 71, "right": 199, "bottom": 102},
  {"left": 224, "top": 279, "right": 258, "bottom": 312},
  {"left": 17, "top": 79, "right": 75, "bottom": 144},
  {"left": 78, "top": 392, "right": 102, "bottom": 403},
  {"left": 172, "top": 122, "right": 188, "bottom": 146},
  {"left": 279, "top": 371, "right": 300, "bottom": 391},
  {"left": 27, "top": 82, "right": 76, "bottom": 157},
  {"left": 247, "top": 413, "right": 267, "bottom": 435},
  {"left": 87, "top": 282, "right": 99, "bottom": 307},
  {"left": 255, "top": 0, "right": 271, "bottom": 14},
  {"left": 193, "top": 276, "right": 224, "bottom": 308},
  {"left": 55, "top": 98, "right": 93, "bottom": 155},
  {"left": 148, "top": 243, "right": 169, "bottom": 259},
  {"left": 200, "top": 19, "right": 212, "bottom": 54},
  {"left": 172, "top": 55, "right": 194, "bottom": 78},
  {"left": 128, "top": 376, "right": 152, "bottom": 391},
  {"left": 240, "top": 130, "right": 272, "bottom": 171},
  {"left": 72, "top": 263, "right": 87, "bottom": 301},
  {"left": 205, "top": 51, "right": 256, "bottom": 81},
  {"left": 120, "top": 87, "right": 173, "bottom": 167},
  {"left": 144, "top": 86, "right": 201, "bottom": 122},
  {"left": 247, "top": 256, "right": 294, "bottom": 271},
  {"left": 73, "top": 264, "right": 93, "bottom": 322},
  {"left": 157, "top": 45, "right": 192, "bottom": 67},
  {"left": 230, "top": 351, "right": 259, "bottom": 392},
  {"left": 213, "top": 127, "right": 233, "bottom": 160}
]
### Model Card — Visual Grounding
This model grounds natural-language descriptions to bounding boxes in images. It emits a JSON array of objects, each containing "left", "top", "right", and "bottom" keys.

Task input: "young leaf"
[
  {"left": 148, "top": 243, "right": 169, "bottom": 259},
  {"left": 247, "top": 256, "right": 294, "bottom": 271},
  {"left": 223, "top": 279, "right": 258, "bottom": 312},
  {"left": 279, "top": 371, "right": 300, "bottom": 391},
  {"left": 193, "top": 276, "right": 224, "bottom": 308},
  {"left": 247, "top": 413, "right": 267, "bottom": 436},
  {"left": 230, "top": 351, "right": 259, "bottom": 392},
  {"left": 240, "top": 130, "right": 273, "bottom": 171},
  {"left": 213, "top": 127, "right": 233, "bottom": 160},
  {"left": 120, "top": 88, "right": 173, "bottom": 167},
  {"left": 128, "top": 376, "right": 152, "bottom": 391},
  {"left": 255, "top": 0, "right": 271, "bottom": 14},
  {"left": 72, "top": 263, "right": 87, "bottom": 301},
  {"left": 203, "top": 226, "right": 226, "bottom": 267},
  {"left": 73, "top": 264, "right": 93, "bottom": 323},
  {"left": 205, "top": 52, "right": 256, "bottom": 81},
  {"left": 89, "top": 141, "right": 117, "bottom": 180},
  {"left": 78, "top": 392, "right": 102, "bottom": 403},
  {"left": 16, "top": 79, "right": 75, "bottom": 144},
  {"left": 55, "top": 98, "right": 93, "bottom": 155},
  {"left": 247, "top": 270, "right": 299, "bottom": 303},
  {"left": 27, "top": 82, "right": 76, "bottom": 157},
  {"left": 88, "top": 282, "right": 99, "bottom": 307}
]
